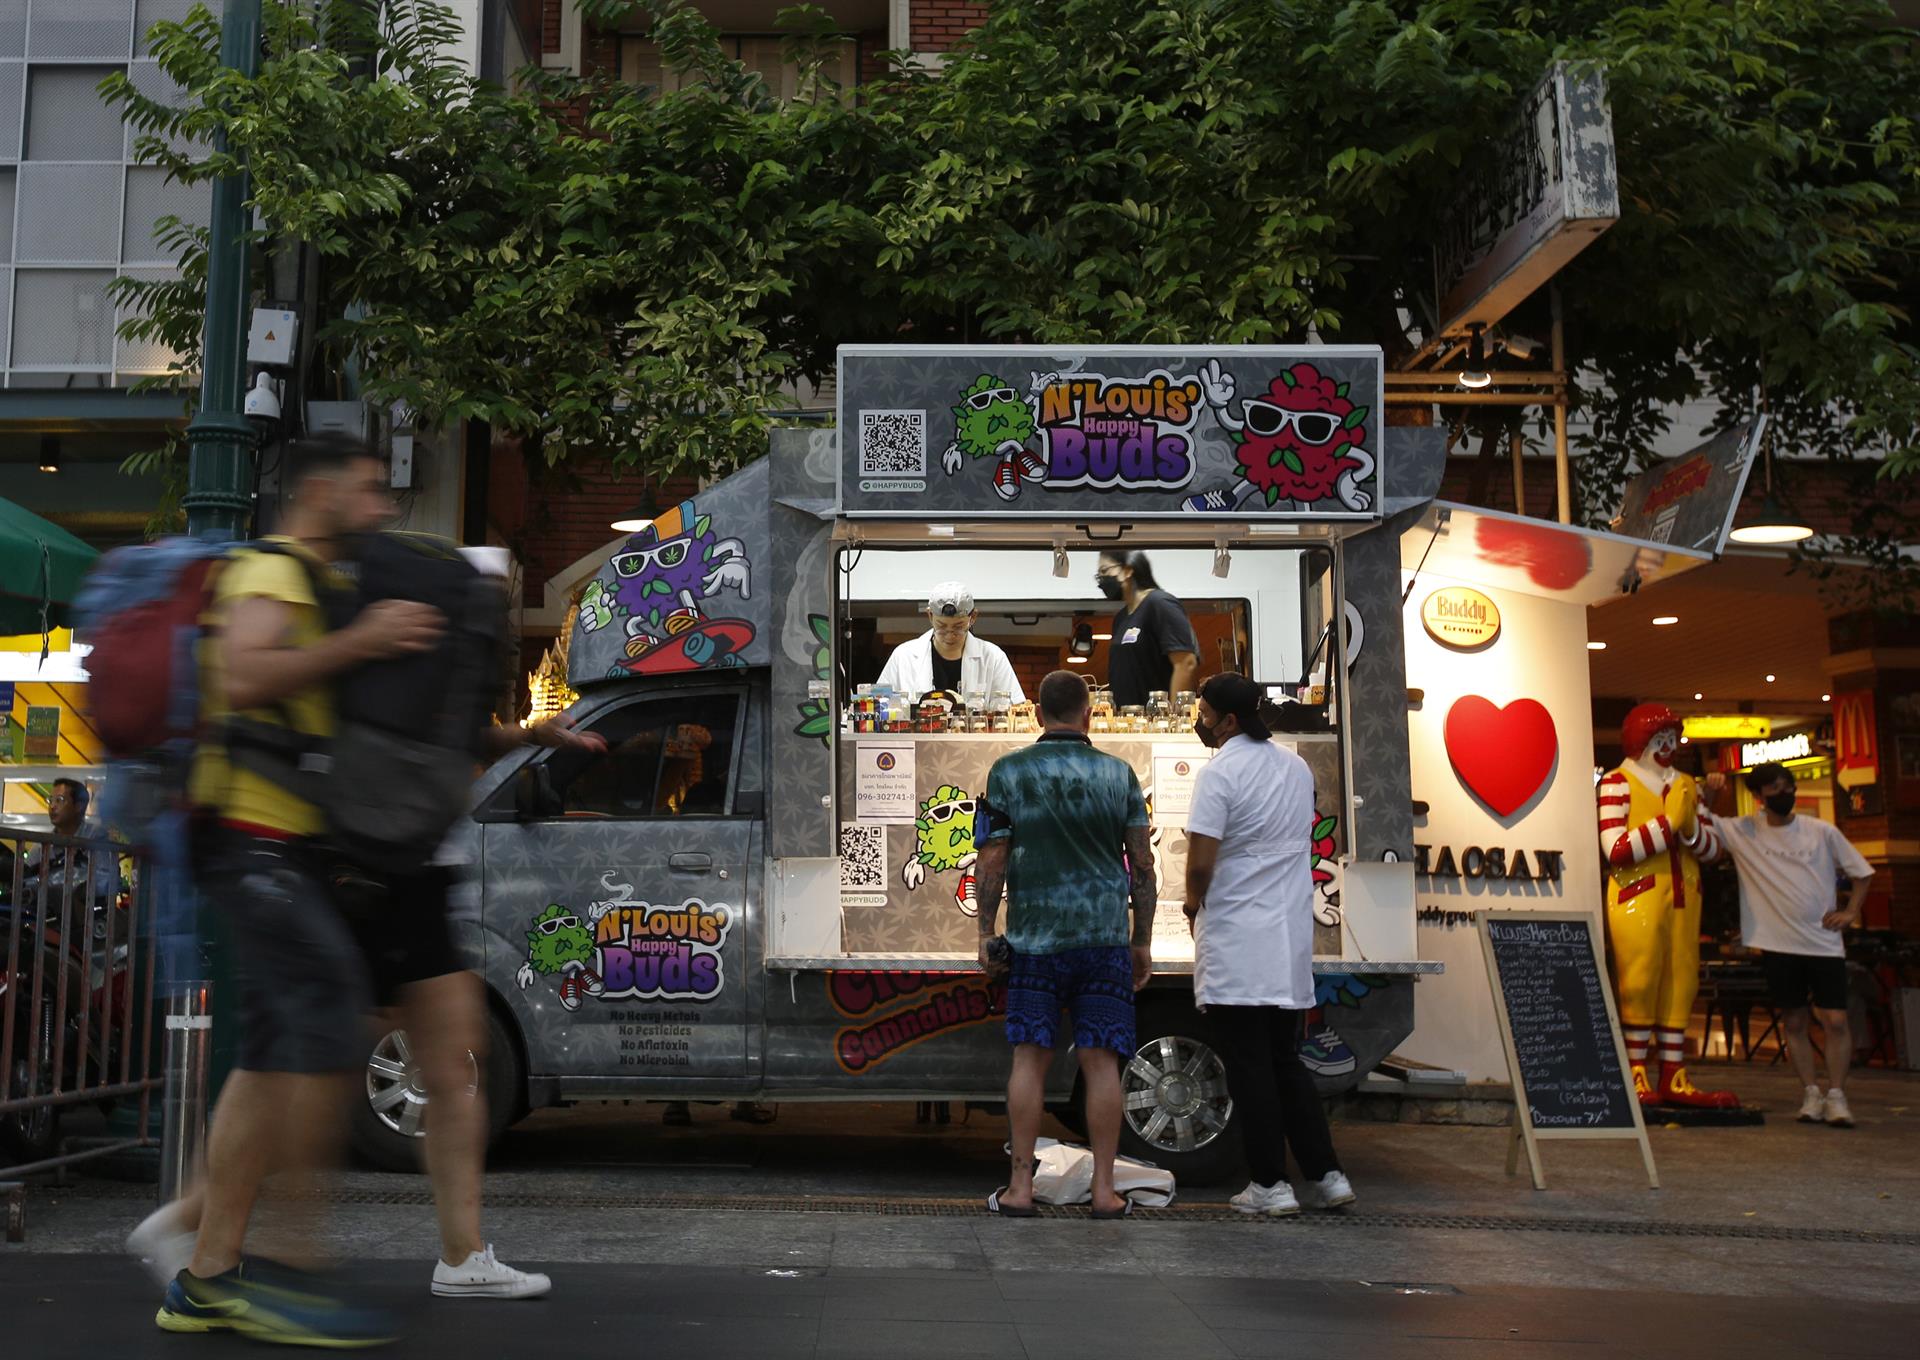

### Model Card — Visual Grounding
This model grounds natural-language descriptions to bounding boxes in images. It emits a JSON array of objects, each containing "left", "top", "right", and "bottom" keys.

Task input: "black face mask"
[
  {"left": 1764, "top": 790, "right": 1797, "bottom": 817},
  {"left": 1193, "top": 717, "right": 1217, "bottom": 749},
  {"left": 1095, "top": 576, "right": 1124, "bottom": 601}
]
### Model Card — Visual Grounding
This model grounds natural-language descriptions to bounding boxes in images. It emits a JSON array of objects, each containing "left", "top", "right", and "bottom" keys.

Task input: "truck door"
[{"left": 481, "top": 685, "right": 755, "bottom": 1084}]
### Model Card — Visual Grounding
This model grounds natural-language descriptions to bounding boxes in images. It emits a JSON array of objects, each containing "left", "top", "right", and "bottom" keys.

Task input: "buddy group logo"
[
  {"left": 830, "top": 971, "right": 1003, "bottom": 1075},
  {"left": 517, "top": 873, "right": 735, "bottom": 1011}
]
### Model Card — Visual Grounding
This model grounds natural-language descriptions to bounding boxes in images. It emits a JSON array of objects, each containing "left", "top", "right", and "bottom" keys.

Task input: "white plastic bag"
[{"left": 1015, "top": 1137, "right": 1177, "bottom": 1208}]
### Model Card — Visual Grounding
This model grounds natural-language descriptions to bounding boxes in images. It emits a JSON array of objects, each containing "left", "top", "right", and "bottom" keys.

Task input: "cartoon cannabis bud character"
[
  {"left": 1183, "top": 359, "right": 1374, "bottom": 513},
  {"left": 942, "top": 373, "right": 1052, "bottom": 501},
  {"left": 516, "top": 903, "right": 605, "bottom": 1012},
  {"left": 902, "top": 784, "right": 981, "bottom": 917},
  {"left": 1309, "top": 810, "right": 1341, "bottom": 927},
  {"left": 580, "top": 498, "right": 756, "bottom": 675}
]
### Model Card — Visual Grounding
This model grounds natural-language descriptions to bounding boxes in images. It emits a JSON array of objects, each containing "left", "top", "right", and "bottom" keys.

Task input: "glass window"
[{"left": 545, "top": 693, "right": 739, "bottom": 819}]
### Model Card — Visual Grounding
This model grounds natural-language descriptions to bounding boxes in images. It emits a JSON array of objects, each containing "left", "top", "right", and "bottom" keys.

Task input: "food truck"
[{"left": 353, "top": 346, "right": 1454, "bottom": 1183}]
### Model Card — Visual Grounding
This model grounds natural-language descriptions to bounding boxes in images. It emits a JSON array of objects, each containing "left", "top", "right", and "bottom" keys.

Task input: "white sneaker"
[
  {"left": 431, "top": 1245, "right": 552, "bottom": 1299},
  {"left": 1822, "top": 1089, "right": 1855, "bottom": 1128},
  {"left": 124, "top": 1200, "right": 196, "bottom": 1290},
  {"left": 1796, "top": 1085, "right": 1825, "bottom": 1123},
  {"left": 1298, "top": 1170, "right": 1357, "bottom": 1210},
  {"left": 1229, "top": 1181, "right": 1300, "bottom": 1217}
]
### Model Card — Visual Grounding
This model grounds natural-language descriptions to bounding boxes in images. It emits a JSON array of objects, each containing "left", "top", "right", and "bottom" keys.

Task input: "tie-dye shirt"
[{"left": 983, "top": 732, "right": 1149, "bottom": 956}]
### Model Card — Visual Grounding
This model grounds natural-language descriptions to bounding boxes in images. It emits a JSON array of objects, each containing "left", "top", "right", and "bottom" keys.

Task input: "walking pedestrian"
[
  {"left": 1183, "top": 672, "right": 1353, "bottom": 1217},
  {"left": 1707, "top": 763, "right": 1873, "bottom": 1127},
  {"left": 974, "top": 669, "right": 1155, "bottom": 1218},
  {"left": 144, "top": 437, "right": 436, "bottom": 1345}
]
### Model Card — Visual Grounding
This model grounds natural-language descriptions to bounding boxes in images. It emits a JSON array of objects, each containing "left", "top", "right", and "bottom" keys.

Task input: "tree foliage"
[{"left": 111, "top": 0, "right": 1919, "bottom": 509}]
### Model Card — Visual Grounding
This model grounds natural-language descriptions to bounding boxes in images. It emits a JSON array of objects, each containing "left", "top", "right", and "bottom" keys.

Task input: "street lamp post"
[{"left": 182, "top": 0, "right": 264, "bottom": 540}]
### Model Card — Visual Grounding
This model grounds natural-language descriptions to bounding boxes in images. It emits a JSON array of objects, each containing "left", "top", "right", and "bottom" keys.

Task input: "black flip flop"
[
  {"left": 1091, "top": 1199, "right": 1133, "bottom": 1220},
  {"left": 987, "top": 1188, "right": 1039, "bottom": 1218}
]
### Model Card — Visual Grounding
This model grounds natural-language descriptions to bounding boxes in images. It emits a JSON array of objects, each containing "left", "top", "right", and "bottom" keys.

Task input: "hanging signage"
[
  {"left": 1740, "top": 731, "right": 1813, "bottom": 768},
  {"left": 1420, "top": 587, "right": 1501, "bottom": 649},
  {"left": 1833, "top": 691, "right": 1879, "bottom": 790},
  {"left": 1682, "top": 715, "right": 1769, "bottom": 742},
  {"left": 836, "top": 345, "right": 1385, "bottom": 519},
  {"left": 23, "top": 705, "right": 59, "bottom": 758},
  {"left": 1432, "top": 64, "right": 1619, "bottom": 338},
  {"left": 1610, "top": 420, "right": 1765, "bottom": 556}
]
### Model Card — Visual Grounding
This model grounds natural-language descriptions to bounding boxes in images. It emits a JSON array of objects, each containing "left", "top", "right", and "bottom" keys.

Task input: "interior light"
[
  {"left": 1069, "top": 623, "right": 1095, "bottom": 658},
  {"left": 38, "top": 434, "right": 59, "bottom": 474},
  {"left": 1458, "top": 324, "right": 1492, "bottom": 389},
  {"left": 1680, "top": 736, "right": 1689, "bottom": 744},
  {"left": 1066, "top": 655, "right": 1087, "bottom": 665},
  {"left": 610, "top": 505, "right": 653, "bottom": 533},
  {"left": 1651, "top": 616, "right": 1678, "bottom": 626},
  {"left": 1092, "top": 632, "right": 1113, "bottom": 642},
  {"left": 1728, "top": 508, "right": 1814, "bottom": 545},
  {"left": 1822, "top": 693, "right": 1831, "bottom": 703},
  {"left": 1694, "top": 692, "right": 1704, "bottom": 701},
  {"left": 1586, "top": 641, "right": 1606, "bottom": 651},
  {"left": 1765, "top": 674, "right": 1776, "bottom": 683}
]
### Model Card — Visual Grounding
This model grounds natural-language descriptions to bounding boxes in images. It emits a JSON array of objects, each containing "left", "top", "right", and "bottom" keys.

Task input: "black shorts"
[
  {"left": 1760, "top": 950, "right": 1849, "bottom": 1012},
  {"left": 206, "top": 837, "right": 371, "bottom": 1075},
  {"left": 331, "top": 862, "right": 462, "bottom": 1006}
]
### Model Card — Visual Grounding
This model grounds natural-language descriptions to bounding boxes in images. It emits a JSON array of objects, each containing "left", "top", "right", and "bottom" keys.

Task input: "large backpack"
[{"left": 305, "top": 531, "right": 510, "bottom": 872}]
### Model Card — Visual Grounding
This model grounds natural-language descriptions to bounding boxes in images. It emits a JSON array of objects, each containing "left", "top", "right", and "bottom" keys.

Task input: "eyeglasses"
[
  {"left": 965, "top": 388, "right": 1017, "bottom": 410},
  {"left": 930, "top": 618, "right": 971, "bottom": 633},
  {"left": 1243, "top": 401, "right": 1342, "bottom": 444},
  {"left": 536, "top": 914, "right": 582, "bottom": 935},
  {"left": 612, "top": 539, "right": 692, "bottom": 576},
  {"left": 924, "top": 799, "right": 976, "bottom": 823}
]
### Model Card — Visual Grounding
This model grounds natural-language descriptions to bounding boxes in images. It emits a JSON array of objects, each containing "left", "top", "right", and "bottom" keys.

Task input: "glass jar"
[{"left": 1120, "top": 704, "right": 1147, "bottom": 734}]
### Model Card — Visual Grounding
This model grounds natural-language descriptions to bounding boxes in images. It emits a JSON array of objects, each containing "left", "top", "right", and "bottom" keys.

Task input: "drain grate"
[{"left": 49, "top": 1180, "right": 1920, "bottom": 1245}]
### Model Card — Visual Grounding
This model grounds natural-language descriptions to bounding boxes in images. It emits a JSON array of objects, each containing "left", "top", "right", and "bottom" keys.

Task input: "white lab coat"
[{"left": 875, "top": 631, "right": 1027, "bottom": 708}]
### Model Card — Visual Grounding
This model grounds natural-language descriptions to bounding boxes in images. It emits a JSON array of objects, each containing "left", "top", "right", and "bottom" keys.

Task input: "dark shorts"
[
  {"left": 206, "top": 837, "right": 371, "bottom": 1075},
  {"left": 1760, "top": 950, "right": 1849, "bottom": 1012},
  {"left": 332, "top": 862, "right": 462, "bottom": 1006},
  {"left": 1004, "top": 945, "right": 1137, "bottom": 1054}
]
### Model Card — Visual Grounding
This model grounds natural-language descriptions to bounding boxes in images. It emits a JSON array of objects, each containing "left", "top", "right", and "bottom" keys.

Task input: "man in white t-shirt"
[
  {"left": 1184, "top": 673, "right": 1352, "bottom": 1217},
  {"left": 1708, "top": 762, "right": 1873, "bottom": 1127}
]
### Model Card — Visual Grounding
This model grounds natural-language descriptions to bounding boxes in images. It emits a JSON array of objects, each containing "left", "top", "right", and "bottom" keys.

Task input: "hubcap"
[
  {"left": 365, "top": 1029, "right": 478, "bottom": 1139},
  {"left": 1122, "top": 1033, "right": 1232, "bottom": 1154}
]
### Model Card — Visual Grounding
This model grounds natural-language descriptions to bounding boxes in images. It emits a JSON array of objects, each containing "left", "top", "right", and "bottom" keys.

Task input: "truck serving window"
[{"left": 544, "top": 693, "right": 741, "bottom": 819}]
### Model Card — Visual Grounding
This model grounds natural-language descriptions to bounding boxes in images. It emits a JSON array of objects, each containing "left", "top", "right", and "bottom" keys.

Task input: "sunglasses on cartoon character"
[
  {"left": 1242, "top": 401, "right": 1342, "bottom": 444},
  {"left": 964, "top": 388, "right": 1018, "bottom": 410},
  {"left": 536, "top": 914, "right": 582, "bottom": 934},
  {"left": 611, "top": 539, "right": 692, "bottom": 576},
  {"left": 924, "top": 800, "right": 976, "bottom": 823}
]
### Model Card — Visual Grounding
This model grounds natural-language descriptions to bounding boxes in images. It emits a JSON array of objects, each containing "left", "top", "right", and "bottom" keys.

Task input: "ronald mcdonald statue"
[{"left": 1597, "top": 703, "right": 1739, "bottom": 1109}]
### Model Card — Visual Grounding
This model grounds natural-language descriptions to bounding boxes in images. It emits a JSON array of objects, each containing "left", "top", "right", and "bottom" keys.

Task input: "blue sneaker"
[
  {"left": 156, "top": 1265, "right": 397, "bottom": 1348},
  {"left": 1299, "top": 1024, "right": 1357, "bottom": 1077}
]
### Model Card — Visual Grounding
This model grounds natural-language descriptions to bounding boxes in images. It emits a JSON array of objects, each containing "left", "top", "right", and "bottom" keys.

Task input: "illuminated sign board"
[
  {"left": 1739, "top": 732, "right": 1813, "bottom": 767},
  {"left": 1421, "top": 587, "right": 1502, "bottom": 650},
  {"left": 1682, "top": 715, "right": 1770, "bottom": 741}
]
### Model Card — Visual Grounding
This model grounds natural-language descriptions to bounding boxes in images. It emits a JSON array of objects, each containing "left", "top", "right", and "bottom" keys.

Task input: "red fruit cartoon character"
[{"left": 1183, "top": 359, "right": 1374, "bottom": 513}]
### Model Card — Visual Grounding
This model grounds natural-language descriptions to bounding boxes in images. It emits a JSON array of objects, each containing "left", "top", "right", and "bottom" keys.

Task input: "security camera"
[{"left": 244, "top": 371, "right": 282, "bottom": 434}]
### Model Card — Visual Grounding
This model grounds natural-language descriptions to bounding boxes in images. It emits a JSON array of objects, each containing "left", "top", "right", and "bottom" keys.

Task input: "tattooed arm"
[{"left": 1125, "top": 823, "right": 1156, "bottom": 990}]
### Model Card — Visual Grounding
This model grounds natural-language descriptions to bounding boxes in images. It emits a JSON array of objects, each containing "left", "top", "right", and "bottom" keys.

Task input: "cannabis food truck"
[{"left": 356, "top": 347, "right": 1448, "bottom": 1184}]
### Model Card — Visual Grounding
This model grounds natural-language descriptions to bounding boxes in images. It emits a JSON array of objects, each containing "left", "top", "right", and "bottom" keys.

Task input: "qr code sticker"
[
  {"left": 839, "top": 822, "right": 887, "bottom": 892},
  {"left": 859, "top": 409, "right": 926, "bottom": 476}
]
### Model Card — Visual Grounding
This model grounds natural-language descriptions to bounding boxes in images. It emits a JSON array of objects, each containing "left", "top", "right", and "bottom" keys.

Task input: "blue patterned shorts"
[{"left": 1005, "top": 945, "right": 1137, "bottom": 1054}]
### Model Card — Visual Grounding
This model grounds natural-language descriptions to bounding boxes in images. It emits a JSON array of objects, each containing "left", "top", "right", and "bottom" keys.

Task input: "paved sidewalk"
[{"left": 3, "top": 1255, "right": 1918, "bottom": 1359}]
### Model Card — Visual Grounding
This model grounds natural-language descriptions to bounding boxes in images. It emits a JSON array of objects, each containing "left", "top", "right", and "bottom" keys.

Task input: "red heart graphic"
[{"left": 1444, "top": 696, "right": 1558, "bottom": 818}]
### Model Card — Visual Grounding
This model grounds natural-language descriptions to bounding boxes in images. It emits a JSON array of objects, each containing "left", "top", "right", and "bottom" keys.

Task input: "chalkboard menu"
[{"left": 1478, "top": 912, "right": 1657, "bottom": 1190}]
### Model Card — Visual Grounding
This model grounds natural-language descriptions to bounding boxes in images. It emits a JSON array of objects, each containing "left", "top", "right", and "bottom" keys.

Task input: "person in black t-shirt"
[{"left": 1096, "top": 551, "right": 1199, "bottom": 709}]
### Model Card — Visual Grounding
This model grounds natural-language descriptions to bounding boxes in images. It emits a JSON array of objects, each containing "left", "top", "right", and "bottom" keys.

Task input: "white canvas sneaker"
[
  {"left": 1822, "top": 1089, "right": 1855, "bottom": 1128},
  {"left": 1297, "top": 1170, "right": 1357, "bottom": 1210},
  {"left": 124, "top": 1200, "right": 197, "bottom": 1289},
  {"left": 1796, "top": 1085, "right": 1825, "bottom": 1123},
  {"left": 431, "top": 1245, "right": 552, "bottom": 1299},
  {"left": 1228, "top": 1181, "right": 1300, "bottom": 1217}
]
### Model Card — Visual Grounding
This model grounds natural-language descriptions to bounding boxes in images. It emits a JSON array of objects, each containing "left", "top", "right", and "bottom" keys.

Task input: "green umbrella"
[{"left": 0, "top": 496, "right": 100, "bottom": 636}]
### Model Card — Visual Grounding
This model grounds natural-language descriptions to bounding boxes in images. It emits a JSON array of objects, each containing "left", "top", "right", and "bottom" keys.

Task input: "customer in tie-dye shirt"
[{"left": 975, "top": 670, "right": 1156, "bottom": 1219}]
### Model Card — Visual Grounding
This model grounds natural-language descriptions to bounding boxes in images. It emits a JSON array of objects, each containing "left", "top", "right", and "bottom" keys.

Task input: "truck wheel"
[
  {"left": 349, "top": 1009, "right": 521, "bottom": 1173},
  {"left": 1115, "top": 1001, "right": 1242, "bottom": 1187}
]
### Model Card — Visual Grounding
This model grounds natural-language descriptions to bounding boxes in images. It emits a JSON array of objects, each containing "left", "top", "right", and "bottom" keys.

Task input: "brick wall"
[
  {"left": 910, "top": 0, "right": 989, "bottom": 52},
  {"left": 542, "top": 0, "right": 562, "bottom": 53}
]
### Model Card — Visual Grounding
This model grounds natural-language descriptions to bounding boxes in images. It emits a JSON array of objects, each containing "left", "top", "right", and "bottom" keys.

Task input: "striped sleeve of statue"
[
  {"left": 1687, "top": 807, "right": 1723, "bottom": 863},
  {"left": 1598, "top": 773, "right": 1670, "bottom": 870}
]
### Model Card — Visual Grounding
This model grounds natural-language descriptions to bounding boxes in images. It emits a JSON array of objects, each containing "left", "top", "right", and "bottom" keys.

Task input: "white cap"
[{"left": 926, "top": 582, "right": 975, "bottom": 617}]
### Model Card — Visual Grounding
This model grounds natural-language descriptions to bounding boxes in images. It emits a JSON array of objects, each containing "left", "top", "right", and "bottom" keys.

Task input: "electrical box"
[
  {"left": 247, "top": 308, "right": 299, "bottom": 366},
  {"left": 390, "top": 432, "right": 415, "bottom": 489},
  {"left": 305, "top": 400, "right": 366, "bottom": 438}
]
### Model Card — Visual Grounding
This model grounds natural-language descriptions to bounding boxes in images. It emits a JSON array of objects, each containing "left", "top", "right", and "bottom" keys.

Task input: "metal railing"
[{"left": 1, "top": 828, "right": 162, "bottom": 1203}]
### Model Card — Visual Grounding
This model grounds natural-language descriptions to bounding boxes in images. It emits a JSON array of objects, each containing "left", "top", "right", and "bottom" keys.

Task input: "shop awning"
[
  {"left": 1399, "top": 502, "right": 1712, "bottom": 605},
  {"left": 0, "top": 495, "right": 100, "bottom": 634}
]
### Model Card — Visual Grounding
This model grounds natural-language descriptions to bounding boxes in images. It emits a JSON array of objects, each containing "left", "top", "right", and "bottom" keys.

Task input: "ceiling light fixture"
[
  {"left": 1092, "top": 632, "right": 1112, "bottom": 642},
  {"left": 1069, "top": 623, "right": 1095, "bottom": 658},
  {"left": 1694, "top": 692, "right": 1704, "bottom": 701},
  {"left": 1458, "top": 324, "right": 1492, "bottom": 389},
  {"left": 1728, "top": 423, "right": 1812, "bottom": 545},
  {"left": 1066, "top": 655, "right": 1087, "bottom": 665},
  {"left": 610, "top": 501, "right": 656, "bottom": 533},
  {"left": 1765, "top": 674, "right": 1776, "bottom": 683},
  {"left": 37, "top": 434, "right": 59, "bottom": 473},
  {"left": 1651, "top": 615, "right": 1678, "bottom": 626},
  {"left": 1822, "top": 693, "right": 1831, "bottom": 703},
  {"left": 1586, "top": 641, "right": 1606, "bottom": 651}
]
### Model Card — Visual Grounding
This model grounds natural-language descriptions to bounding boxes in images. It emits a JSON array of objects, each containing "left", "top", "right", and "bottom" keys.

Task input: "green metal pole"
[{"left": 183, "top": 0, "right": 264, "bottom": 540}]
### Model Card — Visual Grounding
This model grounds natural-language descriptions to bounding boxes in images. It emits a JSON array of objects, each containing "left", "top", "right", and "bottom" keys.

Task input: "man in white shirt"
[
  {"left": 1708, "top": 762, "right": 1873, "bottom": 1127},
  {"left": 875, "top": 582, "right": 1026, "bottom": 709},
  {"left": 1184, "top": 673, "right": 1352, "bottom": 1217}
]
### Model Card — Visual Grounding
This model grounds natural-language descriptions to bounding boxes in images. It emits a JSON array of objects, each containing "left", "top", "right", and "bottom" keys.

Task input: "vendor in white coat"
[{"left": 875, "top": 582, "right": 1026, "bottom": 710}]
